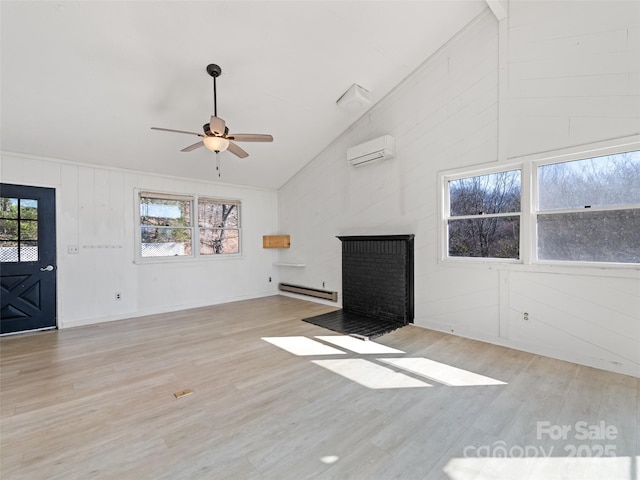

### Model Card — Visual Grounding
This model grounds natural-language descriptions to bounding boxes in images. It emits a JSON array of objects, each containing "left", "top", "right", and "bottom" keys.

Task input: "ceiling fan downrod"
[{"left": 206, "top": 64, "right": 222, "bottom": 117}]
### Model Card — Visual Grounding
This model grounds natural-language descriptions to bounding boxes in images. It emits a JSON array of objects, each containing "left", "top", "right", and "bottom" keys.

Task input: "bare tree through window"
[
  {"left": 138, "top": 194, "right": 241, "bottom": 258},
  {"left": 448, "top": 170, "right": 521, "bottom": 259},
  {"left": 537, "top": 151, "right": 640, "bottom": 263},
  {"left": 198, "top": 201, "right": 239, "bottom": 255}
]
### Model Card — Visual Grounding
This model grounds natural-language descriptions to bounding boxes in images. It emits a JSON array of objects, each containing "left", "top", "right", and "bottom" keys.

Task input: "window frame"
[
  {"left": 531, "top": 148, "right": 640, "bottom": 267},
  {"left": 439, "top": 137, "right": 640, "bottom": 269},
  {"left": 196, "top": 197, "right": 241, "bottom": 257},
  {"left": 440, "top": 163, "right": 525, "bottom": 264},
  {"left": 134, "top": 190, "right": 242, "bottom": 263}
]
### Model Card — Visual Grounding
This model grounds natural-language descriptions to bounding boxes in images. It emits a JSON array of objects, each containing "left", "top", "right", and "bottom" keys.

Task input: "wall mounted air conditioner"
[{"left": 347, "top": 135, "right": 395, "bottom": 167}]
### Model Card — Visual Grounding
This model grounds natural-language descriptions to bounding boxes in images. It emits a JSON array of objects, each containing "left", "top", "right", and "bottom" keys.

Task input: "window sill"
[
  {"left": 134, "top": 254, "right": 244, "bottom": 265},
  {"left": 439, "top": 257, "right": 639, "bottom": 278},
  {"left": 496, "top": 262, "right": 640, "bottom": 279}
]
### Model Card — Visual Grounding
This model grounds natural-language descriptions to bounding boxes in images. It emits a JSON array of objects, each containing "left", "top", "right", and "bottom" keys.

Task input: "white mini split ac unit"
[{"left": 347, "top": 135, "right": 395, "bottom": 167}]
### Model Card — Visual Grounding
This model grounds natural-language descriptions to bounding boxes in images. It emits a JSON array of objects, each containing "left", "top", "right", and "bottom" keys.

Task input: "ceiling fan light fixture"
[{"left": 203, "top": 136, "right": 230, "bottom": 152}]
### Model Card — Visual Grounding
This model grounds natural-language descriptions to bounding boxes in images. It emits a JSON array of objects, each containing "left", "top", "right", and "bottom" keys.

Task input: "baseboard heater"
[{"left": 279, "top": 283, "right": 338, "bottom": 302}]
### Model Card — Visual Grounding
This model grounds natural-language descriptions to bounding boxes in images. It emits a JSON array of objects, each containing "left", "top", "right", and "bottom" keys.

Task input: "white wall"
[
  {"left": 1, "top": 152, "right": 281, "bottom": 328},
  {"left": 277, "top": 1, "right": 640, "bottom": 377}
]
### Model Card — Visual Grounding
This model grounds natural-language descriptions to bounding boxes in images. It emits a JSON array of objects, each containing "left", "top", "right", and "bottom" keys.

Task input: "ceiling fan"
[{"left": 151, "top": 64, "right": 273, "bottom": 158}]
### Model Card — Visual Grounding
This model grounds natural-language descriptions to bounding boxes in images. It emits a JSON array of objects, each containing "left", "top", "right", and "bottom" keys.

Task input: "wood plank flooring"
[{"left": 1, "top": 296, "right": 638, "bottom": 479}]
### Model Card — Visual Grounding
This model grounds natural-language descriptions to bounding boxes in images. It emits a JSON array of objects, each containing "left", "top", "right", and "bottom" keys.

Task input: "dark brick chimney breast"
[
  {"left": 303, "top": 235, "right": 414, "bottom": 339},
  {"left": 339, "top": 235, "right": 414, "bottom": 323}
]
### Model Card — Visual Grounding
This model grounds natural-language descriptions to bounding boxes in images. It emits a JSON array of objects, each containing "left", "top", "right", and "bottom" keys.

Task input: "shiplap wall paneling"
[
  {"left": 508, "top": 0, "right": 640, "bottom": 157},
  {"left": 1, "top": 153, "right": 280, "bottom": 328},
  {"left": 278, "top": 2, "right": 639, "bottom": 376},
  {"left": 507, "top": 271, "right": 640, "bottom": 375}
]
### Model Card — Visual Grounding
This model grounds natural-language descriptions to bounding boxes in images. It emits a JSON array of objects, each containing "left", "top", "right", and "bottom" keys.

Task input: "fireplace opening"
[{"left": 303, "top": 235, "right": 414, "bottom": 339}]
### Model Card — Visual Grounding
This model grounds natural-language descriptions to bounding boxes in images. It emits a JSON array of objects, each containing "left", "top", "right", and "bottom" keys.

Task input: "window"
[
  {"left": 446, "top": 169, "right": 521, "bottom": 259},
  {"left": 138, "top": 192, "right": 240, "bottom": 260},
  {"left": 0, "top": 197, "right": 38, "bottom": 262},
  {"left": 536, "top": 151, "right": 640, "bottom": 263},
  {"left": 441, "top": 144, "right": 640, "bottom": 267},
  {"left": 198, "top": 199, "right": 240, "bottom": 255},
  {"left": 140, "top": 195, "right": 192, "bottom": 257}
]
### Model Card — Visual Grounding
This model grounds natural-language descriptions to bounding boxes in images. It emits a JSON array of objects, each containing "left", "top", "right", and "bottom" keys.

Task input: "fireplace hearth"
[{"left": 303, "top": 234, "right": 414, "bottom": 339}]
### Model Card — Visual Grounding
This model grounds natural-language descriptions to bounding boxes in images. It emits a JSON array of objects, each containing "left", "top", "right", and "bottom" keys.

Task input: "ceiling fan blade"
[
  {"left": 151, "top": 127, "right": 204, "bottom": 137},
  {"left": 227, "top": 141, "right": 249, "bottom": 158},
  {"left": 227, "top": 133, "right": 273, "bottom": 143},
  {"left": 209, "top": 116, "right": 226, "bottom": 136},
  {"left": 181, "top": 141, "right": 204, "bottom": 152}
]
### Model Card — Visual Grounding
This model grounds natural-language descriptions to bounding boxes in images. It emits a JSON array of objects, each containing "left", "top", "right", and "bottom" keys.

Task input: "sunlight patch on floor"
[
  {"left": 262, "top": 336, "right": 508, "bottom": 390},
  {"left": 312, "top": 359, "right": 432, "bottom": 389},
  {"left": 262, "top": 337, "right": 346, "bottom": 356},
  {"left": 379, "top": 357, "right": 507, "bottom": 386},
  {"left": 320, "top": 455, "right": 340, "bottom": 464},
  {"left": 443, "top": 456, "right": 637, "bottom": 480},
  {"left": 315, "top": 335, "right": 405, "bottom": 354}
]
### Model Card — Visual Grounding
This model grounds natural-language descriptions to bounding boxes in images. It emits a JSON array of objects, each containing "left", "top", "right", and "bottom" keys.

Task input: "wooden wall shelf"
[{"left": 262, "top": 235, "right": 290, "bottom": 249}]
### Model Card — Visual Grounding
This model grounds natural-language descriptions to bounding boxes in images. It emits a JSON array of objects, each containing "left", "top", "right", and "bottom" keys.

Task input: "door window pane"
[
  {"left": 19, "top": 199, "right": 38, "bottom": 219},
  {"left": 20, "top": 221, "right": 37, "bottom": 240},
  {"left": 0, "top": 197, "right": 39, "bottom": 263},
  {"left": 1, "top": 198, "right": 18, "bottom": 219},
  {"left": 0, "top": 219, "right": 18, "bottom": 241},
  {"left": 0, "top": 241, "right": 18, "bottom": 262},
  {"left": 19, "top": 242, "right": 39, "bottom": 262}
]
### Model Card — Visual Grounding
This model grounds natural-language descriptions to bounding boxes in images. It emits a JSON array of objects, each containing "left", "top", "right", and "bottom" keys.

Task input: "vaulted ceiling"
[{"left": 1, "top": 1, "right": 489, "bottom": 189}]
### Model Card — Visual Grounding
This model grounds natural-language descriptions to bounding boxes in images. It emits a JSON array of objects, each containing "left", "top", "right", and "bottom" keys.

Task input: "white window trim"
[
  {"left": 440, "top": 162, "right": 524, "bottom": 265},
  {"left": 196, "top": 197, "right": 241, "bottom": 258},
  {"left": 439, "top": 135, "right": 640, "bottom": 271},
  {"left": 134, "top": 189, "right": 243, "bottom": 264}
]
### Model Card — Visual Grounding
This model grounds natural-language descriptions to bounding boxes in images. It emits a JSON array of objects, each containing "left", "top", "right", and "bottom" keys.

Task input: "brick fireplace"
[{"left": 303, "top": 234, "right": 414, "bottom": 339}]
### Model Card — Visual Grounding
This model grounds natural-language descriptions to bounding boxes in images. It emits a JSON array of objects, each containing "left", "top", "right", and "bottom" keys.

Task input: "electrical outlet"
[
  {"left": 67, "top": 245, "right": 79, "bottom": 254},
  {"left": 523, "top": 312, "right": 529, "bottom": 321},
  {"left": 115, "top": 293, "right": 121, "bottom": 301},
  {"left": 268, "top": 276, "right": 272, "bottom": 282}
]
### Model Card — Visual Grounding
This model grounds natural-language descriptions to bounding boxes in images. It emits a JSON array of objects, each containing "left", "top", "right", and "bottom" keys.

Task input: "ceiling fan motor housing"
[{"left": 209, "top": 116, "right": 226, "bottom": 136}]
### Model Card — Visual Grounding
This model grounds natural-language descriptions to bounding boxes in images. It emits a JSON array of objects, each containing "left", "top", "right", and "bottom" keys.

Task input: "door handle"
[{"left": 40, "top": 265, "right": 54, "bottom": 272}]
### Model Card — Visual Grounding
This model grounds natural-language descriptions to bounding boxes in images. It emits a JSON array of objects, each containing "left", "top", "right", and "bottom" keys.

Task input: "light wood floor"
[{"left": 1, "top": 296, "right": 638, "bottom": 480}]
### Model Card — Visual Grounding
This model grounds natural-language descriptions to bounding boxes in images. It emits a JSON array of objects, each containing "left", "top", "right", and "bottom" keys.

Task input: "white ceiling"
[{"left": 1, "top": 1, "right": 488, "bottom": 190}]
